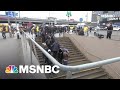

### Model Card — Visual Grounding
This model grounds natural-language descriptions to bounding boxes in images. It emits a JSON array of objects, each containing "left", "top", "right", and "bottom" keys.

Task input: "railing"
[{"left": 21, "top": 31, "right": 120, "bottom": 79}]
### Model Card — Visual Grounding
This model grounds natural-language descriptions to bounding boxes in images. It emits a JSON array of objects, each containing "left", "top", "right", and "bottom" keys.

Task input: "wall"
[{"left": 21, "top": 34, "right": 47, "bottom": 79}]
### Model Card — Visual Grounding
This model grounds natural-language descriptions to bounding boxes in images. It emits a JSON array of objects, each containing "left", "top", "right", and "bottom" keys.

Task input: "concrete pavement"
[
  {"left": 0, "top": 33, "right": 46, "bottom": 79},
  {"left": 0, "top": 33, "right": 24, "bottom": 79},
  {"left": 65, "top": 33, "right": 120, "bottom": 79}
]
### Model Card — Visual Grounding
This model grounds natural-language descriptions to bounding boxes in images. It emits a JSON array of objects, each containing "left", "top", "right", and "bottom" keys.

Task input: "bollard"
[{"left": 66, "top": 71, "right": 72, "bottom": 79}]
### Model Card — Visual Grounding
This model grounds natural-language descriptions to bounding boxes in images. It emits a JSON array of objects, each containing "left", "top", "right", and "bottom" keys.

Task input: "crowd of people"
[
  {"left": 71, "top": 25, "right": 90, "bottom": 36},
  {"left": 0, "top": 23, "right": 19, "bottom": 39},
  {"left": 27, "top": 24, "right": 70, "bottom": 66},
  {"left": 73, "top": 23, "right": 113, "bottom": 39}
]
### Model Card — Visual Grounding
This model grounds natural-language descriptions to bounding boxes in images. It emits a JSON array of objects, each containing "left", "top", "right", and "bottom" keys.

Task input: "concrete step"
[
  {"left": 58, "top": 41, "right": 73, "bottom": 44},
  {"left": 71, "top": 68, "right": 103, "bottom": 79},
  {"left": 36, "top": 50, "right": 42, "bottom": 53},
  {"left": 69, "top": 50, "right": 83, "bottom": 53},
  {"left": 68, "top": 59, "right": 89, "bottom": 64},
  {"left": 38, "top": 60, "right": 45, "bottom": 65},
  {"left": 69, "top": 51, "right": 82, "bottom": 54},
  {"left": 59, "top": 44, "right": 75, "bottom": 47},
  {"left": 68, "top": 60, "right": 90, "bottom": 66},
  {"left": 37, "top": 54, "right": 43, "bottom": 58},
  {"left": 63, "top": 47, "right": 77, "bottom": 50},
  {"left": 67, "top": 48, "right": 79, "bottom": 51},
  {"left": 49, "top": 60, "right": 91, "bottom": 79},
  {"left": 50, "top": 67, "right": 100, "bottom": 79},
  {"left": 76, "top": 71, "right": 107, "bottom": 79},
  {"left": 69, "top": 56, "right": 86, "bottom": 61},
  {"left": 69, "top": 53, "right": 83, "bottom": 57},
  {"left": 69, "top": 53, "right": 84, "bottom": 57},
  {"left": 94, "top": 74, "right": 110, "bottom": 79},
  {"left": 57, "top": 38, "right": 71, "bottom": 40},
  {"left": 35, "top": 37, "right": 111, "bottom": 79},
  {"left": 38, "top": 56, "right": 43, "bottom": 60}
]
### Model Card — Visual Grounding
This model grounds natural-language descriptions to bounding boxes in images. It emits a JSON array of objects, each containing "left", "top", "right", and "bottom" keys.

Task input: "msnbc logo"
[
  {"left": 5, "top": 65, "right": 18, "bottom": 73},
  {"left": 5, "top": 65, "right": 60, "bottom": 74}
]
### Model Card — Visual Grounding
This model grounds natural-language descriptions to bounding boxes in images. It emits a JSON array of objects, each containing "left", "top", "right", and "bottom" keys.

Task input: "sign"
[
  {"left": 108, "top": 17, "right": 119, "bottom": 21},
  {"left": 5, "top": 65, "right": 60, "bottom": 74},
  {"left": 66, "top": 11, "right": 72, "bottom": 17},
  {"left": 101, "top": 15, "right": 114, "bottom": 18},
  {"left": 5, "top": 11, "right": 18, "bottom": 17},
  {"left": 97, "top": 15, "right": 100, "bottom": 21},
  {"left": 79, "top": 18, "right": 83, "bottom": 22}
]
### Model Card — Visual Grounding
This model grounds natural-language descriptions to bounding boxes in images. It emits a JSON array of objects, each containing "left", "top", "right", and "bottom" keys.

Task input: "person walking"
[
  {"left": 11, "top": 27, "right": 15, "bottom": 37},
  {"left": 45, "top": 35, "right": 52, "bottom": 50},
  {"left": 36, "top": 25, "right": 39, "bottom": 37},
  {"left": 8, "top": 23, "right": 12, "bottom": 38},
  {"left": 106, "top": 22, "right": 113, "bottom": 39},
  {"left": 90, "top": 27, "right": 92, "bottom": 33},
  {"left": 2, "top": 25, "right": 6, "bottom": 39},
  {"left": 51, "top": 40, "right": 60, "bottom": 59},
  {"left": 83, "top": 25, "right": 89, "bottom": 36},
  {"left": 62, "top": 48, "right": 69, "bottom": 65},
  {"left": 58, "top": 46, "right": 64, "bottom": 64}
]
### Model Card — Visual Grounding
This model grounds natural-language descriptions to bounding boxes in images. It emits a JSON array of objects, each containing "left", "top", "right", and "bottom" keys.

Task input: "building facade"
[{"left": 92, "top": 11, "right": 120, "bottom": 26}]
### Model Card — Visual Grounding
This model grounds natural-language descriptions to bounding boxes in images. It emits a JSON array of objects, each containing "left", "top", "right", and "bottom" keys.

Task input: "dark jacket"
[
  {"left": 57, "top": 48, "right": 64, "bottom": 63},
  {"left": 107, "top": 25, "right": 113, "bottom": 30},
  {"left": 51, "top": 42, "right": 60, "bottom": 52},
  {"left": 107, "top": 25, "right": 113, "bottom": 34},
  {"left": 2, "top": 26, "right": 6, "bottom": 32},
  {"left": 51, "top": 35, "right": 55, "bottom": 44}
]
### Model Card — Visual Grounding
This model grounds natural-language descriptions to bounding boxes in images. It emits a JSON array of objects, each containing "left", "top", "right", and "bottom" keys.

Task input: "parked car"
[
  {"left": 113, "top": 25, "right": 120, "bottom": 31},
  {"left": 94, "top": 26, "right": 100, "bottom": 30},
  {"left": 99, "top": 26, "right": 107, "bottom": 30}
]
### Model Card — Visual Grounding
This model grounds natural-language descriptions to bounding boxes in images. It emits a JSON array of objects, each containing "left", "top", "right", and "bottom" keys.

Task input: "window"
[{"left": 103, "top": 11, "right": 108, "bottom": 14}]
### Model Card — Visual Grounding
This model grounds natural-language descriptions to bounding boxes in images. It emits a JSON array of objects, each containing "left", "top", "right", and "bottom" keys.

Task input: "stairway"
[
  {"left": 34, "top": 36, "right": 112, "bottom": 79},
  {"left": 33, "top": 37, "right": 45, "bottom": 65}
]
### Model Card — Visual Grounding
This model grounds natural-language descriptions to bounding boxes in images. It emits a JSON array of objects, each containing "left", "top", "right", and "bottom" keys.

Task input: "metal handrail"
[{"left": 22, "top": 31, "right": 120, "bottom": 72}]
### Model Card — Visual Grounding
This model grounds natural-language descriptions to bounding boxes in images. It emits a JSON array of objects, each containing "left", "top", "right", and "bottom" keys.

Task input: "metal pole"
[
  {"left": 19, "top": 11, "right": 20, "bottom": 19},
  {"left": 15, "top": 16, "right": 17, "bottom": 28},
  {"left": 68, "top": 16, "right": 69, "bottom": 25},
  {"left": 49, "top": 11, "right": 50, "bottom": 26},
  {"left": 30, "top": 40, "right": 32, "bottom": 64},
  {"left": 66, "top": 71, "right": 72, "bottom": 79},
  {"left": 19, "top": 11, "right": 21, "bottom": 25},
  {"left": 68, "top": 16, "right": 69, "bottom": 34},
  {"left": 117, "top": 29, "right": 119, "bottom": 40},
  {"left": 8, "top": 15, "right": 12, "bottom": 38},
  {"left": 8, "top": 17, "right": 10, "bottom": 24}
]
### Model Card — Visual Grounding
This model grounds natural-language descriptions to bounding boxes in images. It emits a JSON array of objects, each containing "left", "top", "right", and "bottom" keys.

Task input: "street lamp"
[
  {"left": 18, "top": 11, "right": 22, "bottom": 27},
  {"left": 19, "top": 11, "right": 20, "bottom": 19},
  {"left": 97, "top": 14, "right": 101, "bottom": 26},
  {"left": 86, "top": 12, "right": 88, "bottom": 23},
  {"left": 5, "top": 11, "right": 10, "bottom": 25},
  {"left": 66, "top": 11, "right": 72, "bottom": 26},
  {"left": 49, "top": 11, "right": 51, "bottom": 26}
]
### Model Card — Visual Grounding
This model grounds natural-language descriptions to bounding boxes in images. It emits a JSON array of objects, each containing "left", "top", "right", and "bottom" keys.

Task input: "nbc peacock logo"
[{"left": 5, "top": 65, "right": 18, "bottom": 73}]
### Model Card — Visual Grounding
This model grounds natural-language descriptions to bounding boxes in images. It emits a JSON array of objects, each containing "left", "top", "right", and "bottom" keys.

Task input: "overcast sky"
[{"left": 0, "top": 11, "right": 92, "bottom": 22}]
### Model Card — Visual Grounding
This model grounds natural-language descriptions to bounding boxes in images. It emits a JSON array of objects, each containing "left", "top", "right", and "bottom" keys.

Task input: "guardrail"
[{"left": 21, "top": 31, "right": 120, "bottom": 79}]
